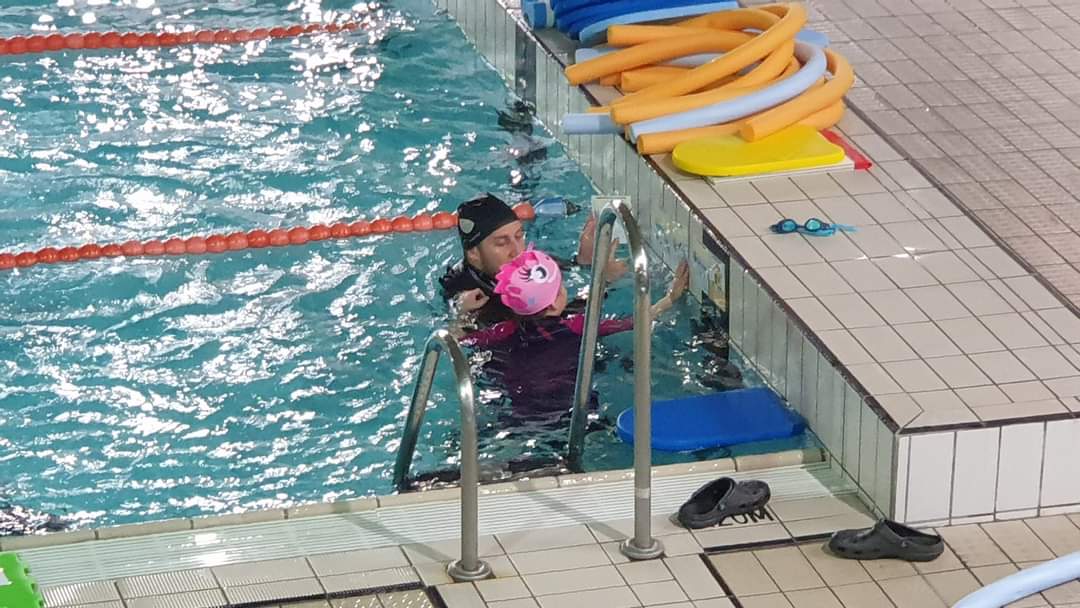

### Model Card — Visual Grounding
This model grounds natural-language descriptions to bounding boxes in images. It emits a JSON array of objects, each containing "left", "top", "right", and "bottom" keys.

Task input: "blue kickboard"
[{"left": 616, "top": 388, "right": 805, "bottom": 452}]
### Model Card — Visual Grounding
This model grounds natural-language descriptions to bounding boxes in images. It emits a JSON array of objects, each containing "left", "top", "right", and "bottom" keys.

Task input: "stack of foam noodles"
[{"left": 559, "top": 3, "right": 854, "bottom": 156}]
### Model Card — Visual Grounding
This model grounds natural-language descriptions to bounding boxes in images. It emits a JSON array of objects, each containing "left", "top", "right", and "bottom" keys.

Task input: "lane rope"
[
  {"left": 0, "top": 203, "right": 538, "bottom": 271},
  {"left": 0, "top": 21, "right": 367, "bottom": 56}
]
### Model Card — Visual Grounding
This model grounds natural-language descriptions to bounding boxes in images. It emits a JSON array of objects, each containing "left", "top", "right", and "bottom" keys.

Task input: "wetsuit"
[{"left": 462, "top": 313, "right": 633, "bottom": 420}]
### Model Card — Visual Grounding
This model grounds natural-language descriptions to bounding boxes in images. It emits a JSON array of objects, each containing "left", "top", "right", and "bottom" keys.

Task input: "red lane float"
[
  {"left": 0, "top": 21, "right": 365, "bottom": 57},
  {"left": 0, "top": 203, "right": 535, "bottom": 272}
]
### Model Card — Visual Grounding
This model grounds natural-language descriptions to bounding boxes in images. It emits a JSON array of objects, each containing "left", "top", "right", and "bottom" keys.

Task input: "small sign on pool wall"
[{"left": 700, "top": 229, "right": 730, "bottom": 313}]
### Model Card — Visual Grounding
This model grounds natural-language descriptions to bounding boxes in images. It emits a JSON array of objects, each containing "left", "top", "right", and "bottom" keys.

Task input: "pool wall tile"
[
  {"left": 729, "top": 260, "right": 746, "bottom": 348},
  {"left": 951, "top": 428, "right": 1000, "bottom": 519},
  {"left": 996, "top": 423, "right": 1045, "bottom": 514},
  {"left": 753, "top": 282, "right": 774, "bottom": 384},
  {"left": 1041, "top": 419, "right": 1080, "bottom": 507},
  {"left": 873, "top": 418, "right": 895, "bottom": 517},
  {"left": 893, "top": 436, "right": 910, "bottom": 523},
  {"left": 904, "top": 432, "right": 954, "bottom": 523},
  {"left": 841, "top": 386, "right": 862, "bottom": 483},
  {"left": 857, "top": 398, "right": 879, "bottom": 511},
  {"left": 770, "top": 303, "right": 789, "bottom": 397}
]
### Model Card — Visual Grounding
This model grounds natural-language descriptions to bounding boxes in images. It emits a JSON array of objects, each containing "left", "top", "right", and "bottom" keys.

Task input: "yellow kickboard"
[{"left": 672, "top": 126, "right": 845, "bottom": 177}]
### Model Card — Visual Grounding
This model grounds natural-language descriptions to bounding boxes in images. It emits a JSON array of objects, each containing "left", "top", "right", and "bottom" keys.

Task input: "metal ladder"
[
  {"left": 566, "top": 198, "right": 663, "bottom": 561},
  {"left": 392, "top": 329, "right": 492, "bottom": 582}
]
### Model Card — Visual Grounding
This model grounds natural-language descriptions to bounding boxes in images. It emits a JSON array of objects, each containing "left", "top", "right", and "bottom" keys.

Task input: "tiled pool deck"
[
  {"left": 37, "top": 460, "right": 878, "bottom": 607},
  {"left": 41, "top": 497, "right": 1080, "bottom": 607},
  {"left": 431, "top": 0, "right": 1080, "bottom": 527}
]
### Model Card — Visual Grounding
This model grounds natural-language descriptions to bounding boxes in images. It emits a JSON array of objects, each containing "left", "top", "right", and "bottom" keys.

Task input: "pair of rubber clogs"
[{"left": 677, "top": 478, "right": 943, "bottom": 562}]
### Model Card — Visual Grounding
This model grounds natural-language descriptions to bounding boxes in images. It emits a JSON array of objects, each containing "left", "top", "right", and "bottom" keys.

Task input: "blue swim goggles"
[{"left": 770, "top": 218, "right": 856, "bottom": 237}]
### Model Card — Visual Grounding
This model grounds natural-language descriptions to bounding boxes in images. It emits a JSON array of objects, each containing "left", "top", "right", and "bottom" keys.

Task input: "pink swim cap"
[{"left": 493, "top": 245, "right": 562, "bottom": 316}]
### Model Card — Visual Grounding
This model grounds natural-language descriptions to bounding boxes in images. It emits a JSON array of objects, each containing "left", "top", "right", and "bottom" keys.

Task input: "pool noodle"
[
  {"left": 953, "top": 551, "right": 1080, "bottom": 608},
  {"left": 573, "top": 26, "right": 827, "bottom": 64},
  {"left": 610, "top": 4, "right": 805, "bottom": 106},
  {"left": 610, "top": 40, "right": 795, "bottom": 124},
  {"left": 627, "top": 41, "right": 824, "bottom": 141},
  {"left": 575, "top": 2, "right": 740, "bottom": 43},
  {"left": 523, "top": 0, "right": 555, "bottom": 28},
  {"left": 565, "top": 19, "right": 768, "bottom": 85},
  {"left": 634, "top": 98, "right": 843, "bottom": 155},
  {"left": 741, "top": 47, "right": 852, "bottom": 140},
  {"left": 557, "top": 0, "right": 732, "bottom": 36}
]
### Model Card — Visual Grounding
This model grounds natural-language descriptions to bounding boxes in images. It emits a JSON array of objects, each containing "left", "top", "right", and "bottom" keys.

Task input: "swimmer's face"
[{"left": 466, "top": 220, "right": 526, "bottom": 276}]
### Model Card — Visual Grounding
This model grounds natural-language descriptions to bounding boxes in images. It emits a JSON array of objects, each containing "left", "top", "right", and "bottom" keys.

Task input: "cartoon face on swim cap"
[{"left": 493, "top": 245, "right": 562, "bottom": 316}]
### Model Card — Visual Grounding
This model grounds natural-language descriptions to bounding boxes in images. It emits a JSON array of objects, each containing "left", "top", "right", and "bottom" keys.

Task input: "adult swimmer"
[{"left": 439, "top": 193, "right": 629, "bottom": 325}]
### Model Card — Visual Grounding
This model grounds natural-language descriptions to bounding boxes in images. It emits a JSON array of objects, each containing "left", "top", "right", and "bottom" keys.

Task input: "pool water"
[{"left": 0, "top": 0, "right": 804, "bottom": 531}]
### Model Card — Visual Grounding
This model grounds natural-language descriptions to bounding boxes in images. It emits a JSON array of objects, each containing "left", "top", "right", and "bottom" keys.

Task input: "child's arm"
[
  {"left": 650, "top": 260, "right": 689, "bottom": 320},
  {"left": 458, "top": 319, "right": 519, "bottom": 348},
  {"left": 562, "top": 260, "right": 689, "bottom": 337}
]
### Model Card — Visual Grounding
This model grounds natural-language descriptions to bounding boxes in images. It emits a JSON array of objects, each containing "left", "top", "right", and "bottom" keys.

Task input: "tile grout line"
[
  {"left": 1035, "top": 421, "right": 1049, "bottom": 518},
  {"left": 946, "top": 430, "right": 958, "bottom": 524},
  {"left": 697, "top": 552, "right": 746, "bottom": 608}
]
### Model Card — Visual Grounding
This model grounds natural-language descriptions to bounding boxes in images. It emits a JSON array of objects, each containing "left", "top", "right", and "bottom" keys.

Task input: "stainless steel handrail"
[
  {"left": 567, "top": 199, "right": 663, "bottom": 561},
  {"left": 392, "top": 328, "right": 492, "bottom": 582}
]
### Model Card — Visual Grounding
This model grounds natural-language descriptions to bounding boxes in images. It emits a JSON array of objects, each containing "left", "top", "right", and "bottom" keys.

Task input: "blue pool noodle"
[
  {"left": 561, "top": 0, "right": 735, "bottom": 38},
  {"left": 626, "top": 41, "right": 825, "bottom": 141},
  {"left": 952, "top": 551, "right": 1080, "bottom": 607},
  {"left": 562, "top": 112, "right": 621, "bottom": 135},
  {"left": 523, "top": 0, "right": 555, "bottom": 28},
  {"left": 576, "top": 2, "right": 738, "bottom": 43},
  {"left": 551, "top": 0, "right": 623, "bottom": 14}
]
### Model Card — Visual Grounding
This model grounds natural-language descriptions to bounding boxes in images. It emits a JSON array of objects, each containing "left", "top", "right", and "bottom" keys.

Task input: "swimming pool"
[{"left": 0, "top": 0, "right": 800, "bottom": 531}]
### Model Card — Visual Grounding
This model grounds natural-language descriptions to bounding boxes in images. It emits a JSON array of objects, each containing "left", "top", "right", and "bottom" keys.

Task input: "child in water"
[{"left": 458, "top": 245, "right": 688, "bottom": 421}]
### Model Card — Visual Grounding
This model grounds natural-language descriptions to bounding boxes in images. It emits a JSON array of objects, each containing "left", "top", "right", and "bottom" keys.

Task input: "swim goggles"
[{"left": 770, "top": 218, "right": 856, "bottom": 237}]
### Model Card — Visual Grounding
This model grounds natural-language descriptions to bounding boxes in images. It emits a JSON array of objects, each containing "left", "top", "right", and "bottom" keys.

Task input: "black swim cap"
[{"left": 457, "top": 193, "right": 520, "bottom": 250}]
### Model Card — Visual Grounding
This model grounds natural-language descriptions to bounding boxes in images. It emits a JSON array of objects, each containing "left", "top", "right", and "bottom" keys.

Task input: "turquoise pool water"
[{"left": 0, "top": 0, "right": 799, "bottom": 531}]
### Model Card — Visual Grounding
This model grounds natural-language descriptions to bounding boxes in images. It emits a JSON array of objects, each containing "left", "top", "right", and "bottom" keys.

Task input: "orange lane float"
[
  {"left": 0, "top": 22, "right": 366, "bottom": 57},
  {"left": 0, "top": 203, "right": 536, "bottom": 272}
]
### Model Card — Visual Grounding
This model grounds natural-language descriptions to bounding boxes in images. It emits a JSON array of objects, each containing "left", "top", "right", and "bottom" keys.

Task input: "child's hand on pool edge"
[
  {"left": 669, "top": 260, "right": 689, "bottom": 302},
  {"left": 651, "top": 260, "right": 689, "bottom": 319}
]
